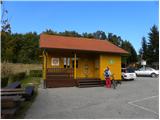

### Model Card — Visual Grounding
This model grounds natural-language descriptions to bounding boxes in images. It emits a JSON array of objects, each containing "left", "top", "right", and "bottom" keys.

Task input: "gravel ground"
[{"left": 25, "top": 77, "right": 159, "bottom": 119}]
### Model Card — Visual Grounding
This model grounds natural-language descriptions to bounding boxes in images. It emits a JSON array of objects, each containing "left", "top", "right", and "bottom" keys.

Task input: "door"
[{"left": 83, "top": 64, "right": 89, "bottom": 78}]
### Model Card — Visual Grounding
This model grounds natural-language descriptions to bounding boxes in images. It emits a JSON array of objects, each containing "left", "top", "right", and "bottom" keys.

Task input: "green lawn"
[{"left": 21, "top": 76, "right": 41, "bottom": 88}]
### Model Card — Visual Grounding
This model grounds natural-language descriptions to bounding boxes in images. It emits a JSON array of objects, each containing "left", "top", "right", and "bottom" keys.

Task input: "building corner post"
[
  {"left": 74, "top": 52, "right": 77, "bottom": 80},
  {"left": 42, "top": 50, "right": 47, "bottom": 88}
]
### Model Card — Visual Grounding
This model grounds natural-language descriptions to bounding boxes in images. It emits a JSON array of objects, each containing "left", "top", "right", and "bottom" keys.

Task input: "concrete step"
[{"left": 78, "top": 84, "right": 102, "bottom": 88}]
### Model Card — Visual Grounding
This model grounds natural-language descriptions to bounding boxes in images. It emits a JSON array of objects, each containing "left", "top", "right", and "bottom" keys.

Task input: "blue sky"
[{"left": 4, "top": 1, "right": 159, "bottom": 53}]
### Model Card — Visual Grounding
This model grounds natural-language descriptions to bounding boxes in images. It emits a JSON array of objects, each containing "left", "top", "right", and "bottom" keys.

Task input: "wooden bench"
[
  {"left": 1, "top": 91, "right": 26, "bottom": 96},
  {"left": 1, "top": 88, "right": 26, "bottom": 96},
  {"left": 1, "top": 87, "right": 35, "bottom": 100},
  {"left": 1, "top": 96, "right": 24, "bottom": 119},
  {"left": 1, "top": 96, "right": 24, "bottom": 102},
  {"left": 1, "top": 85, "right": 35, "bottom": 118},
  {"left": 23, "top": 86, "right": 35, "bottom": 100},
  {"left": 1, "top": 96, "right": 24, "bottom": 109},
  {"left": 5, "top": 81, "right": 21, "bottom": 89},
  {"left": 1, "top": 88, "right": 24, "bottom": 92},
  {"left": 1, "top": 108, "right": 19, "bottom": 119}
]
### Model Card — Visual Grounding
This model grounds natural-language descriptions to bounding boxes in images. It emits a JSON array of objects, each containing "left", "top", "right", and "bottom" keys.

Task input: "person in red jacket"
[{"left": 104, "top": 66, "right": 112, "bottom": 88}]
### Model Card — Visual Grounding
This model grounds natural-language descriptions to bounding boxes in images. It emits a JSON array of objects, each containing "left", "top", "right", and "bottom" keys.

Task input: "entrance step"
[
  {"left": 77, "top": 78, "right": 103, "bottom": 88},
  {"left": 78, "top": 84, "right": 102, "bottom": 88}
]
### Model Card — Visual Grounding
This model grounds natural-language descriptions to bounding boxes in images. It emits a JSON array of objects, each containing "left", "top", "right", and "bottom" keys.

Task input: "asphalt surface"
[{"left": 25, "top": 77, "right": 159, "bottom": 119}]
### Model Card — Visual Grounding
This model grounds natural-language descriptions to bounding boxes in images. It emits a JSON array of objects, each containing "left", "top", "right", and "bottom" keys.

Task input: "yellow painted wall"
[
  {"left": 46, "top": 53, "right": 99, "bottom": 78},
  {"left": 47, "top": 54, "right": 64, "bottom": 68},
  {"left": 45, "top": 52, "right": 121, "bottom": 80},
  {"left": 99, "top": 54, "right": 121, "bottom": 80}
]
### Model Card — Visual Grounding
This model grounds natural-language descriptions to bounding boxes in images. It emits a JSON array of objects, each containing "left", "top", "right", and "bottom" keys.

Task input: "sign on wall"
[
  {"left": 108, "top": 59, "right": 115, "bottom": 64},
  {"left": 51, "top": 58, "right": 59, "bottom": 66}
]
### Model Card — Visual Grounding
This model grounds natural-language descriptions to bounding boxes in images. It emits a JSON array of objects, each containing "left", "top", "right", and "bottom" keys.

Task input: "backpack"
[{"left": 104, "top": 69, "right": 109, "bottom": 77}]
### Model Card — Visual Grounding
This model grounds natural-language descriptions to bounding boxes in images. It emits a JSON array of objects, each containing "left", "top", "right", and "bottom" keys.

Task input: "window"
[
  {"left": 64, "top": 58, "right": 70, "bottom": 68},
  {"left": 139, "top": 67, "right": 145, "bottom": 71},
  {"left": 51, "top": 58, "right": 59, "bottom": 66},
  {"left": 64, "top": 58, "right": 67, "bottom": 68},
  {"left": 146, "top": 67, "right": 153, "bottom": 71},
  {"left": 126, "top": 68, "right": 135, "bottom": 73},
  {"left": 67, "top": 58, "right": 70, "bottom": 68}
]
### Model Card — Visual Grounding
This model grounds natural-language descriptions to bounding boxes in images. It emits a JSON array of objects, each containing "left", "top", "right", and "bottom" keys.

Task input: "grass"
[
  {"left": 21, "top": 76, "right": 41, "bottom": 88},
  {"left": 1, "top": 63, "right": 42, "bottom": 75}
]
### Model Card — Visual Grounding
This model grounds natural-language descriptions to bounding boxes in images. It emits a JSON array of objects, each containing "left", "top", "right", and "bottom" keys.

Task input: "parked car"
[
  {"left": 135, "top": 67, "right": 159, "bottom": 77},
  {"left": 121, "top": 68, "right": 136, "bottom": 80}
]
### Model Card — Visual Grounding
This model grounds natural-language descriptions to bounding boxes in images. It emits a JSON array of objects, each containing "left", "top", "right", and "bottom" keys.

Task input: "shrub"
[
  {"left": 1, "top": 77, "right": 9, "bottom": 88},
  {"left": 10, "top": 72, "right": 26, "bottom": 82},
  {"left": 1, "top": 62, "right": 13, "bottom": 78},
  {"left": 29, "top": 70, "right": 42, "bottom": 77}
]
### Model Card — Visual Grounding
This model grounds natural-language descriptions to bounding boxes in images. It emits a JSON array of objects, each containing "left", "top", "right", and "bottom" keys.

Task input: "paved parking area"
[{"left": 25, "top": 77, "right": 159, "bottom": 119}]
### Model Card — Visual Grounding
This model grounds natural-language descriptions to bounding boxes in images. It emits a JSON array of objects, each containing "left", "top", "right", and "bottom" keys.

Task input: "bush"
[
  {"left": 10, "top": 72, "right": 26, "bottom": 82},
  {"left": 1, "top": 62, "right": 13, "bottom": 78},
  {"left": 1, "top": 77, "right": 9, "bottom": 88},
  {"left": 29, "top": 70, "right": 42, "bottom": 77}
]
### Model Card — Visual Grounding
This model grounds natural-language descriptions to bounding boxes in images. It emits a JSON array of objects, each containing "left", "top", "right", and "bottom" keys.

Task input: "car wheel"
[{"left": 151, "top": 73, "right": 156, "bottom": 77}]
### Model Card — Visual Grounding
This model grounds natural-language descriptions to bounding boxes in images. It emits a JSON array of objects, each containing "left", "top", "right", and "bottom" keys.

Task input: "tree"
[
  {"left": 1, "top": 1, "right": 12, "bottom": 62},
  {"left": 147, "top": 25, "right": 159, "bottom": 64},
  {"left": 60, "top": 30, "right": 81, "bottom": 37},
  {"left": 82, "top": 32, "right": 94, "bottom": 38},
  {"left": 107, "top": 33, "right": 122, "bottom": 47},
  {"left": 42, "top": 29, "right": 57, "bottom": 35},
  {"left": 93, "top": 30, "right": 106, "bottom": 40},
  {"left": 16, "top": 32, "right": 40, "bottom": 63},
  {"left": 139, "top": 37, "right": 147, "bottom": 60},
  {"left": 121, "top": 40, "right": 137, "bottom": 64},
  {"left": 1, "top": 1, "right": 11, "bottom": 33}
]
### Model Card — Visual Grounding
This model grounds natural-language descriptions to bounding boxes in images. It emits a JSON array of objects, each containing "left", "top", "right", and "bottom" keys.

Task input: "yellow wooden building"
[{"left": 40, "top": 34, "right": 128, "bottom": 88}]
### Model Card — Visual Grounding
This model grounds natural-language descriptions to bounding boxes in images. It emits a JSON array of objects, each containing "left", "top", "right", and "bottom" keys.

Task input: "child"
[{"left": 104, "top": 66, "right": 111, "bottom": 88}]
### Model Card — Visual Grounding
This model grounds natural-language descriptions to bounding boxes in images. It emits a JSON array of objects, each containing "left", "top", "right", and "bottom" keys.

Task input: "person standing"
[{"left": 104, "top": 66, "right": 112, "bottom": 88}]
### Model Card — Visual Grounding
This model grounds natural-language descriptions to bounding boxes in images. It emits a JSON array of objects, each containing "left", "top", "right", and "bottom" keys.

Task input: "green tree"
[
  {"left": 16, "top": 32, "right": 40, "bottom": 63},
  {"left": 121, "top": 40, "right": 137, "bottom": 64},
  {"left": 1, "top": 1, "right": 11, "bottom": 33},
  {"left": 147, "top": 25, "right": 159, "bottom": 64},
  {"left": 107, "top": 33, "right": 122, "bottom": 47},
  {"left": 1, "top": 1, "right": 12, "bottom": 62},
  {"left": 42, "top": 29, "right": 58, "bottom": 35},
  {"left": 93, "top": 30, "right": 106, "bottom": 40},
  {"left": 82, "top": 32, "right": 94, "bottom": 38},
  {"left": 139, "top": 37, "right": 148, "bottom": 60},
  {"left": 60, "top": 30, "right": 81, "bottom": 37}
]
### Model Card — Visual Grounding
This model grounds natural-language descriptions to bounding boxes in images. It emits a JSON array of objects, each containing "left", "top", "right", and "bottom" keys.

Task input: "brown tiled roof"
[{"left": 40, "top": 34, "right": 128, "bottom": 54}]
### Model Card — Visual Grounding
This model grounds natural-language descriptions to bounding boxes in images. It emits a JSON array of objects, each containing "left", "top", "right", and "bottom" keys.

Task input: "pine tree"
[
  {"left": 121, "top": 40, "right": 137, "bottom": 64},
  {"left": 147, "top": 25, "right": 159, "bottom": 64},
  {"left": 140, "top": 37, "right": 148, "bottom": 60}
]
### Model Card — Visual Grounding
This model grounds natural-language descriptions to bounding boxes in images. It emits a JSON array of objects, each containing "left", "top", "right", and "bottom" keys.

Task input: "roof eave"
[{"left": 40, "top": 47, "right": 128, "bottom": 55}]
